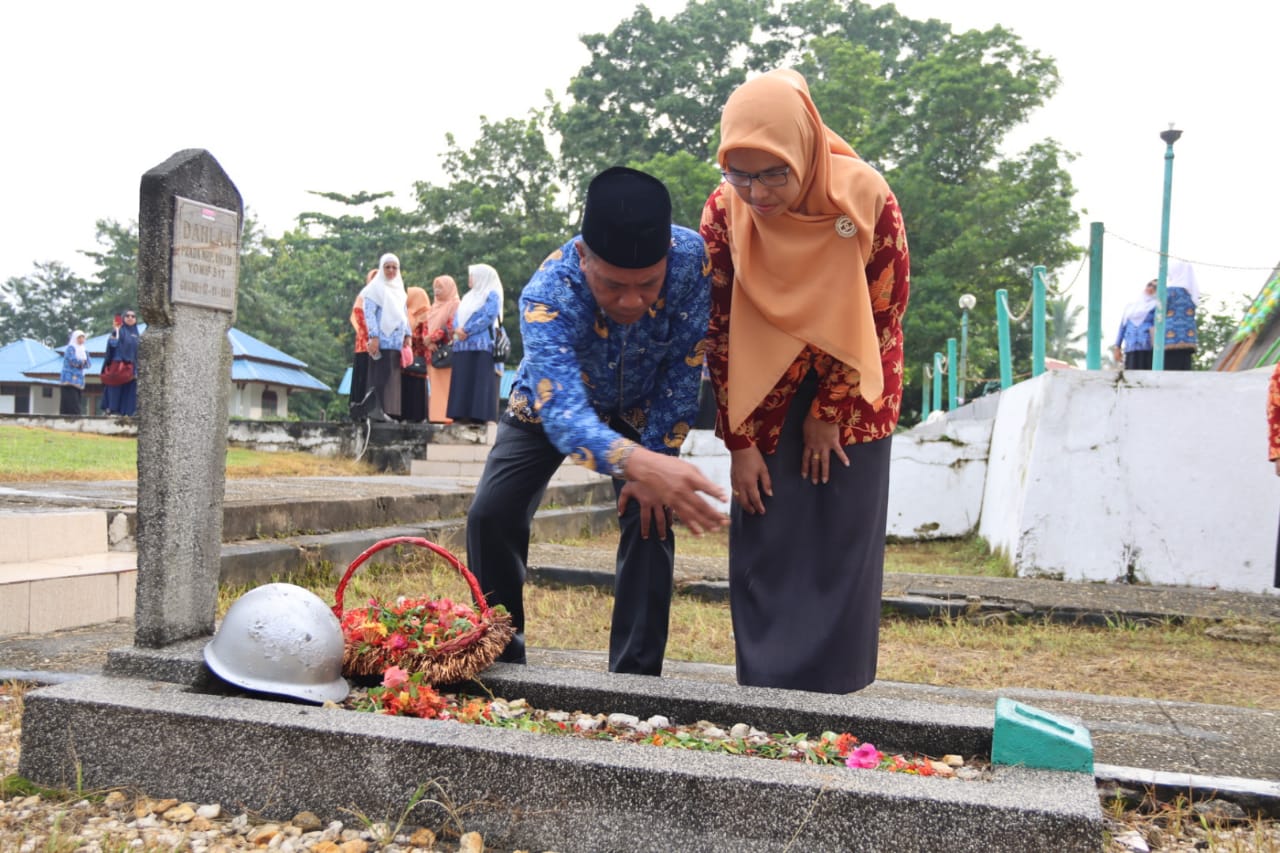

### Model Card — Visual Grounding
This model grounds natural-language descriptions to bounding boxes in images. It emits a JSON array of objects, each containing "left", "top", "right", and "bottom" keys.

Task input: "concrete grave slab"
[{"left": 21, "top": 661, "right": 1103, "bottom": 852}]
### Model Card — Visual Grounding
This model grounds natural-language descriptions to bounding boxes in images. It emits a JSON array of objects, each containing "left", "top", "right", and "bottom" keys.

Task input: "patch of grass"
[
  {"left": 544, "top": 526, "right": 1014, "bottom": 578},
  {"left": 884, "top": 536, "right": 1015, "bottom": 577},
  {"left": 260, "top": 553, "right": 1280, "bottom": 710},
  {"left": 0, "top": 425, "right": 380, "bottom": 482}
]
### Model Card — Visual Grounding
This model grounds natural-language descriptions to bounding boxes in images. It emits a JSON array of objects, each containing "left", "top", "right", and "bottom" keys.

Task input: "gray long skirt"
[{"left": 729, "top": 375, "right": 892, "bottom": 694}]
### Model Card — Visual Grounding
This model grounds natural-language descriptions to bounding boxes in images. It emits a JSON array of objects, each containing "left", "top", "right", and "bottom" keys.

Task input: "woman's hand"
[
  {"left": 454, "top": 329, "right": 467, "bottom": 342},
  {"left": 801, "top": 414, "right": 849, "bottom": 484},
  {"left": 730, "top": 445, "right": 770, "bottom": 514}
]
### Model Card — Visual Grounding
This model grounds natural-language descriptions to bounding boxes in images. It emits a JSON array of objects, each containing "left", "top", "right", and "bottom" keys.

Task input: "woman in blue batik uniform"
[{"left": 446, "top": 263, "right": 503, "bottom": 425}]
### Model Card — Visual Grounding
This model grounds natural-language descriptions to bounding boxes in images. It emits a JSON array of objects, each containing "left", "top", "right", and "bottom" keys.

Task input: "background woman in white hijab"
[
  {"left": 358, "top": 253, "right": 412, "bottom": 421},
  {"left": 59, "top": 329, "right": 90, "bottom": 415},
  {"left": 1112, "top": 279, "right": 1158, "bottom": 370},
  {"left": 446, "top": 263, "right": 504, "bottom": 425},
  {"left": 1163, "top": 260, "right": 1200, "bottom": 370}
]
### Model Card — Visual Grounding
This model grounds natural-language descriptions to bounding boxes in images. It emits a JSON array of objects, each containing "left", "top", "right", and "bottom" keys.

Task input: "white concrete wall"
[
  {"left": 30, "top": 385, "right": 59, "bottom": 415},
  {"left": 683, "top": 368, "right": 1277, "bottom": 593},
  {"left": 888, "top": 417, "right": 990, "bottom": 538},
  {"left": 978, "top": 368, "right": 1275, "bottom": 592},
  {"left": 681, "top": 413, "right": 992, "bottom": 538},
  {"left": 228, "top": 382, "right": 289, "bottom": 420}
]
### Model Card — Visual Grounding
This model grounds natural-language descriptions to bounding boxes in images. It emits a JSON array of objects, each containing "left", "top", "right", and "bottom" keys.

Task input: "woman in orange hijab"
[
  {"left": 700, "top": 69, "right": 910, "bottom": 694},
  {"left": 426, "top": 275, "right": 460, "bottom": 423},
  {"left": 400, "top": 285, "right": 432, "bottom": 423}
]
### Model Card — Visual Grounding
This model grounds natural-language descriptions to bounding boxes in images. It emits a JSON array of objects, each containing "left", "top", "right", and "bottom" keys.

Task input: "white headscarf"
[
  {"left": 1167, "top": 260, "right": 1200, "bottom": 303},
  {"left": 68, "top": 330, "right": 87, "bottom": 361},
  {"left": 456, "top": 263, "right": 503, "bottom": 329},
  {"left": 358, "top": 253, "right": 410, "bottom": 338},
  {"left": 1123, "top": 282, "right": 1159, "bottom": 326}
]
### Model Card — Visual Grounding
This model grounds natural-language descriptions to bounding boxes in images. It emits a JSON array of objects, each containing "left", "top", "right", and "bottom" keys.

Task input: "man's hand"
[
  {"left": 623, "top": 447, "right": 728, "bottom": 536},
  {"left": 618, "top": 480, "right": 669, "bottom": 539}
]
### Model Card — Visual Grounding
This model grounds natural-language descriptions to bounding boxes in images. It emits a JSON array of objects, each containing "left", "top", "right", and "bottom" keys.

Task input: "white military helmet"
[{"left": 203, "top": 583, "right": 349, "bottom": 704}]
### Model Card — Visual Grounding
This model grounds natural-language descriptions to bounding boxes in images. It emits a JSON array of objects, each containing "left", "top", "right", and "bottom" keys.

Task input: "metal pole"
[
  {"left": 932, "top": 352, "right": 943, "bottom": 413},
  {"left": 921, "top": 365, "right": 930, "bottom": 418},
  {"left": 1032, "top": 265, "right": 1047, "bottom": 377},
  {"left": 1153, "top": 126, "right": 1181, "bottom": 371},
  {"left": 1087, "top": 222, "right": 1104, "bottom": 369},
  {"left": 996, "top": 289, "right": 1012, "bottom": 389},
  {"left": 958, "top": 293, "right": 975, "bottom": 404},
  {"left": 947, "top": 338, "right": 958, "bottom": 411}
]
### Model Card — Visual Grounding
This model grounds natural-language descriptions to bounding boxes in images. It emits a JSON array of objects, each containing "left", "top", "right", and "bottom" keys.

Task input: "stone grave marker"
[{"left": 133, "top": 149, "right": 242, "bottom": 647}]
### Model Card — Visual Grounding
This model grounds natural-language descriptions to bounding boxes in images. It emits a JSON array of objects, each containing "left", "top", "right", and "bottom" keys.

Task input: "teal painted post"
[
  {"left": 947, "top": 337, "right": 958, "bottom": 411},
  {"left": 1087, "top": 222, "right": 1104, "bottom": 369},
  {"left": 996, "top": 289, "right": 1012, "bottom": 389},
  {"left": 1153, "top": 127, "right": 1182, "bottom": 371},
  {"left": 959, "top": 310, "right": 969, "bottom": 402},
  {"left": 932, "top": 352, "right": 943, "bottom": 413},
  {"left": 1032, "top": 265, "right": 1047, "bottom": 377},
  {"left": 921, "top": 365, "right": 930, "bottom": 418}
]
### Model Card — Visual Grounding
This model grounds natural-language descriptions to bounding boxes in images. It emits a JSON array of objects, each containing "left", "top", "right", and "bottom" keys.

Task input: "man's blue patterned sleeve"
[
  {"left": 639, "top": 242, "right": 711, "bottom": 454},
  {"left": 518, "top": 267, "right": 636, "bottom": 476}
]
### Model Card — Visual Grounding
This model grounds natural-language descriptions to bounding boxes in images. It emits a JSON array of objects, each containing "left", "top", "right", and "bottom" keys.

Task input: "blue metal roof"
[
  {"left": 11, "top": 326, "right": 329, "bottom": 392},
  {"left": 227, "top": 327, "right": 306, "bottom": 367},
  {"left": 0, "top": 338, "right": 59, "bottom": 385},
  {"left": 231, "top": 358, "right": 329, "bottom": 391}
]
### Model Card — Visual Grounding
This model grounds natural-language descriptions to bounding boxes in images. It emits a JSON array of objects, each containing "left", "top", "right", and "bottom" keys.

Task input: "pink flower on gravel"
[
  {"left": 382, "top": 666, "right": 410, "bottom": 689},
  {"left": 846, "top": 743, "right": 883, "bottom": 769}
]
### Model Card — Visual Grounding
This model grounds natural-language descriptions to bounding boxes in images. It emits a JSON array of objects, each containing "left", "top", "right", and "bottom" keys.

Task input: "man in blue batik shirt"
[{"left": 466, "top": 166, "right": 728, "bottom": 675}]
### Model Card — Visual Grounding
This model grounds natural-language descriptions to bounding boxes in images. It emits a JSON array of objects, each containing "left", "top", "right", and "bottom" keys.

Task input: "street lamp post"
[
  {"left": 1153, "top": 124, "right": 1182, "bottom": 371},
  {"left": 958, "top": 293, "right": 976, "bottom": 404}
]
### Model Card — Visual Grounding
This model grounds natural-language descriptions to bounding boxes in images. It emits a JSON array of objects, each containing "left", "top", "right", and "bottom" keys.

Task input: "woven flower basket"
[{"left": 331, "top": 536, "right": 515, "bottom": 685}]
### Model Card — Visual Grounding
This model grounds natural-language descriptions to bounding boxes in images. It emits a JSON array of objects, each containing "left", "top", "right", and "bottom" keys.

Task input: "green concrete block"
[{"left": 992, "top": 697, "right": 1094, "bottom": 773}]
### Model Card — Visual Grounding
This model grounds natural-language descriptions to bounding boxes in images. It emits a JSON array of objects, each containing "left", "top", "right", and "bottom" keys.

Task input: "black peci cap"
[{"left": 580, "top": 166, "right": 673, "bottom": 269}]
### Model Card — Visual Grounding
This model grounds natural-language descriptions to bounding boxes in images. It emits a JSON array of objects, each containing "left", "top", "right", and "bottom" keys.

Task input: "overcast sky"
[{"left": 3, "top": 0, "right": 1276, "bottom": 345}]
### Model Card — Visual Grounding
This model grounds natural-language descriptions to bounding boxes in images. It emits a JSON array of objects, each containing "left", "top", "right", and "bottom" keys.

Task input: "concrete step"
[
  {"left": 410, "top": 452, "right": 612, "bottom": 485},
  {"left": 0, "top": 476, "right": 621, "bottom": 636},
  {"left": 0, "top": 509, "right": 107, "bottom": 563},
  {"left": 0, "top": 551, "right": 136, "bottom": 635}
]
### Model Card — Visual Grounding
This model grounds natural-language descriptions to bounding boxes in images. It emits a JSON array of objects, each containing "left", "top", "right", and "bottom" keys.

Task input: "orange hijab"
[
  {"left": 427, "top": 275, "right": 460, "bottom": 337},
  {"left": 349, "top": 268, "right": 378, "bottom": 330},
  {"left": 406, "top": 286, "right": 431, "bottom": 328},
  {"left": 717, "top": 69, "right": 890, "bottom": 431}
]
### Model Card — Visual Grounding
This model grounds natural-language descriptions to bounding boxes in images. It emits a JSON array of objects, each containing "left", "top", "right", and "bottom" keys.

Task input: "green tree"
[
  {"left": 413, "top": 109, "right": 571, "bottom": 363},
  {"left": 1045, "top": 294, "right": 1085, "bottom": 364},
  {"left": 1194, "top": 295, "right": 1253, "bottom": 370},
  {"left": 630, "top": 150, "right": 722, "bottom": 231},
  {"left": 0, "top": 261, "right": 95, "bottom": 345},
  {"left": 553, "top": 0, "right": 765, "bottom": 193},
  {"left": 79, "top": 218, "right": 140, "bottom": 325}
]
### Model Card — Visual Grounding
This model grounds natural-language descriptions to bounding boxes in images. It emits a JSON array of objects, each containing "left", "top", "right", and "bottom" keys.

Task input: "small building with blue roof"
[{"left": 11, "top": 327, "right": 329, "bottom": 418}]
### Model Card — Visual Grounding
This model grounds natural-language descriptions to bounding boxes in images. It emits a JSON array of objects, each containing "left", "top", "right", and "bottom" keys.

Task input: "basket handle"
[{"left": 332, "top": 536, "right": 491, "bottom": 619}]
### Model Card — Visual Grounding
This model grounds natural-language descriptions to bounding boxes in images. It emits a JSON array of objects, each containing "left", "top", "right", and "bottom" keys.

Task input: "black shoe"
[{"left": 497, "top": 633, "right": 526, "bottom": 664}]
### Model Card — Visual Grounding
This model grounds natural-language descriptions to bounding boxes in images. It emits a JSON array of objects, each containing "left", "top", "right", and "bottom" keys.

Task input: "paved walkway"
[{"left": 3, "top": 474, "right": 1279, "bottom": 801}]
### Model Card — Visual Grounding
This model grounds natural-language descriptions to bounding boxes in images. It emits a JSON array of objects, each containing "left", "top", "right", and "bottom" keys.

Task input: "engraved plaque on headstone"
[{"left": 171, "top": 195, "right": 239, "bottom": 311}]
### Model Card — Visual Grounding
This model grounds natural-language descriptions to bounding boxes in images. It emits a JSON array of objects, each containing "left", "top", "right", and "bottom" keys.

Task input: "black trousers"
[{"left": 466, "top": 419, "right": 675, "bottom": 674}]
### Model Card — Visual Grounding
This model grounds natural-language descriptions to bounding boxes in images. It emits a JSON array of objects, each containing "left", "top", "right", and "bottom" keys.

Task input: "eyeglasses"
[{"left": 721, "top": 167, "right": 791, "bottom": 188}]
